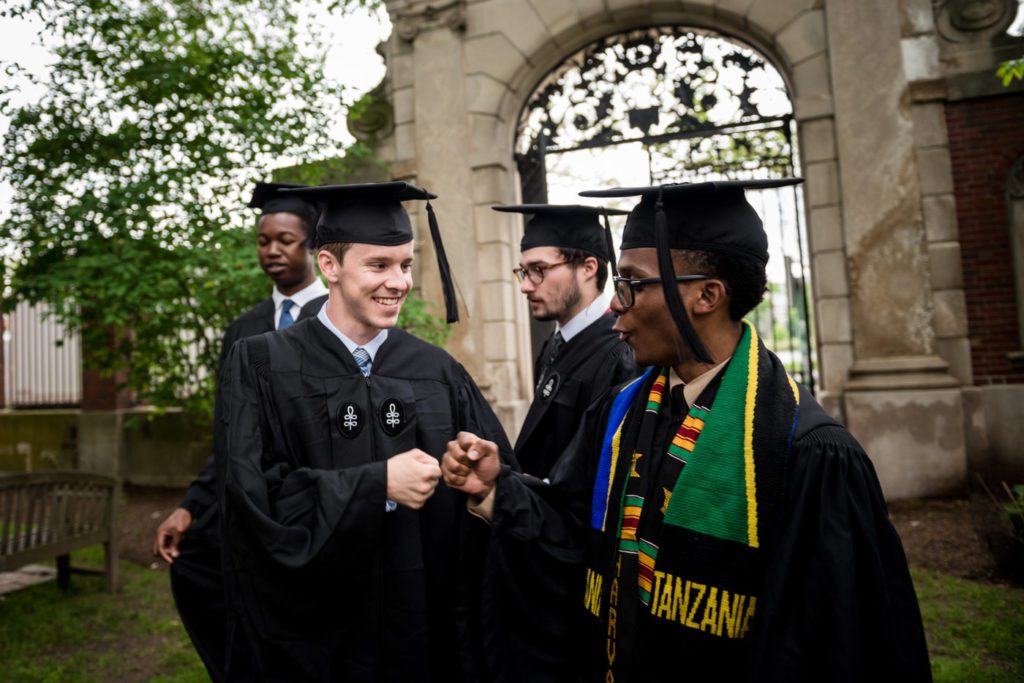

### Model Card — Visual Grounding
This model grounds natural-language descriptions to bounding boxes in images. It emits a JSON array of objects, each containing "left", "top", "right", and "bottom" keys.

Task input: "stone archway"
[{"left": 375, "top": 0, "right": 968, "bottom": 499}]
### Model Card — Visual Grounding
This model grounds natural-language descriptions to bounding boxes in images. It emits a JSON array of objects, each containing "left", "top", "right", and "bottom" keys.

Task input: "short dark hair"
[
  {"left": 560, "top": 247, "right": 609, "bottom": 290},
  {"left": 321, "top": 242, "right": 352, "bottom": 265},
  {"left": 675, "top": 249, "right": 767, "bottom": 321}
]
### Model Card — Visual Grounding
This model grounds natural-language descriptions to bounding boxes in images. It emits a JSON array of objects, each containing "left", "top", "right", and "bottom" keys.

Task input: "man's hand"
[
  {"left": 386, "top": 449, "right": 442, "bottom": 509},
  {"left": 442, "top": 431, "right": 500, "bottom": 500},
  {"left": 153, "top": 507, "right": 193, "bottom": 565}
]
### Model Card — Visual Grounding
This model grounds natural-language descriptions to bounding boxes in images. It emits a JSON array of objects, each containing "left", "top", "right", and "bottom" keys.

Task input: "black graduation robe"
[
  {"left": 481, "top": 354, "right": 931, "bottom": 681},
  {"left": 515, "top": 312, "right": 636, "bottom": 478},
  {"left": 170, "top": 294, "right": 326, "bottom": 682},
  {"left": 216, "top": 319, "right": 513, "bottom": 682}
]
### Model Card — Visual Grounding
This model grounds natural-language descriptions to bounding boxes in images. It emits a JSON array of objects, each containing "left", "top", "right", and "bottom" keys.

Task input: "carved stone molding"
[
  {"left": 1009, "top": 155, "right": 1024, "bottom": 199},
  {"left": 347, "top": 82, "right": 394, "bottom": 144},
  {"left": 394, "top": 0, "right": 466, "bottom": 43},
  {"left": 934, "top": 0, "right": 1018, "bottom": 42}
]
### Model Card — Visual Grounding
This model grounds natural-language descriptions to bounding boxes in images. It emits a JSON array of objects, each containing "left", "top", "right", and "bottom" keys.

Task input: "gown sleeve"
[
  {"left": 752, "top": 425, "right": 932, "bottom": 682},
  {"left": 218, "top": 337, "right": 387, "bottom": 570}
]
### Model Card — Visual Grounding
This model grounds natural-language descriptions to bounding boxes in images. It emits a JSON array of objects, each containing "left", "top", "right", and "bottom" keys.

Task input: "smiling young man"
[
  {"left": 494, "top": 204, "right": 636, "bottom": 479},
  {"left": 444, "top": 180, "right": 931, "bottom": 682},
  {"left": 152, "top": 182, "right": 327, "bottom": 682},
  {"left": 215, "top": 181, "right": 513, "bottom": 682}
]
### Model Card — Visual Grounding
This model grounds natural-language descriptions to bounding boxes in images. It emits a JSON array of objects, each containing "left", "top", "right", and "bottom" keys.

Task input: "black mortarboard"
[
  {"left": 492, "top": 204, "right": 627, "bottom": 264},
  {"left": 581, "top": 178, "right": 803, "bottom": 363},
  {"left": 248, "top": 182, "right": 321, "bottom": 229},
  {"left": 281, "top": 181, "right": 459, "bottom": 323}
]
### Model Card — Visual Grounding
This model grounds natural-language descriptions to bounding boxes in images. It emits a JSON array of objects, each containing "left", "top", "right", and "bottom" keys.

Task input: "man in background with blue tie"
[{"left": 153, "top": 181, "right": 327, "bottom": 681}]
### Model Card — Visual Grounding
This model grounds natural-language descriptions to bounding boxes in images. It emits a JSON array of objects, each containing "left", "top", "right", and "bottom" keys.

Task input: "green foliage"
[
  {"left": 0, "top": 545, "right": 206, "bottom": 681},
  {"left": 397, "top": 290, "right": 453, "bottom": 348},
  {"left": 912, "top": 568, "right": 1024, "bottom": 681},
  {"left": 0, "top": 0, "right": 357, "bottom": 421},
  {"left": 997, "top": 57, "right": 1024, "bottom": 87}
]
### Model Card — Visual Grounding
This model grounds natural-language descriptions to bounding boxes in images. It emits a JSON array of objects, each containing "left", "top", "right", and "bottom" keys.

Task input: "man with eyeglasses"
[
  {"left": 495, "top": 204, "right": 637, "bottom": 479},
  {"left": 447, "top": 180, "right": 930, "bottom": 681}
]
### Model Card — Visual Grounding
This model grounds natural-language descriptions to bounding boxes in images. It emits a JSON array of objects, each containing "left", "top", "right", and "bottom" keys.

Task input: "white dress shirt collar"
[
  {"left": 555, "top": 293, "right": 610, "bottom": 344},
  {"left": 316, "top": 303, "right": 389, "bottom": 362},
  {"left": 272, "top": 278, "right": 329, "bottom": 328}
]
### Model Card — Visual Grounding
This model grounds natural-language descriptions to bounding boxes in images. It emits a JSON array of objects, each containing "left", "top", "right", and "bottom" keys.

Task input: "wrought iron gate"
[{"left": 515, "top": 26, "right": 816, "bottom": 389}]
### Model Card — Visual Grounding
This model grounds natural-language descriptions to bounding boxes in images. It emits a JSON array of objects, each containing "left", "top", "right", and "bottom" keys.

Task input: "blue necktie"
[
  {"left": 353, "top": 347, "right": 371, "bottom": 377},
  {"left": 353, "top": 346, "right": 394, "bottom": 511},
  {"left": 278, "top": 299, "right": 296, "bottom": 330}
]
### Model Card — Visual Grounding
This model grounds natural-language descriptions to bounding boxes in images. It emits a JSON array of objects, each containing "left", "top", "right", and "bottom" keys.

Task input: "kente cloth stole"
[{"left": 590, "top": 321, "right": 802, "bottom": 604}]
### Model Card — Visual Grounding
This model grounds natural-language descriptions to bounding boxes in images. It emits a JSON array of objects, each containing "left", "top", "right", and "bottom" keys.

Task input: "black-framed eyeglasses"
[
  {"left": 613, "top": 274, "right": 710, "bottom": 310},
  {"left": 513, "top": 260, "right": 572, "bottom": 284}
]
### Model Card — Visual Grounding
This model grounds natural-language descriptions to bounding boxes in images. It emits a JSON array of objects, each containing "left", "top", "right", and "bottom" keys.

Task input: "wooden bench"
[{"left": 0, "top": 472, "right": 120, "bottom": 593}]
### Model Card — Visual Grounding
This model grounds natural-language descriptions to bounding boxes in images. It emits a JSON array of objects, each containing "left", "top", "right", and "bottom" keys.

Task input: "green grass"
[
  {"left": 0, "top": 545, "right": 206, "bottom": 683},
  {"left": 913, "top": 569, "right": 1024, "bottom": 682},
  {"left": 1, "top": 551, "right": 1022, "bottom": 681}
]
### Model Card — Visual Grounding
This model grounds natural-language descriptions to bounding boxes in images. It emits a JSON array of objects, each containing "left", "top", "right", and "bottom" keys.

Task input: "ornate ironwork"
[
  {"left": 516, "top": 26, "right": 793, "bottom": 173},
  {"left": 515, "top": 26, "right": 816, "bottom": 389}
]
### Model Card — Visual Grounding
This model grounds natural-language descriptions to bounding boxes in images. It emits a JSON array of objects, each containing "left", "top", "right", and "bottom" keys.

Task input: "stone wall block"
[
  {"left": 916, "top": 147, "right": 954, "bottom": 195},
  {"left": 394, "top": 121, "right": 416, "bottom": 161},
  {"left": 775, "top": 8, "right": 826, "bottom": 66},
  {"left": 389, "top": 53, "right": 415, "bottom": 90},
  {"left": 816, "top": 297, "right": 852, "bottom": 344},
  {"left": 481, "top": 281, "right": 517, "bottom": 322},
  {"left": 466, "top": 1, "right": 550, "bottom": 62},
  {"left": 715, "top": 0, "right": 757, "bottom": 21},
  {"left": 799, "top": 117, "right": 836, "bottom": 164},
  {"left": 928, "top": 242, "right": 963, "bottom": 290},
  {"left": 910, "top": 102, "right": 948, "bottom": 149},
  {"left": 805, "top": 160, "right": 840, "bottom": 207},
  {"left": 922, "top": 194, "right": 958, "bottom": 242},
  {"left": 527, "top": 0, "right": 580, "bottom": 35},
  {"left": 393, "top": 86, "right": 414, "bottom": 125},
  {"left": 812, "top": 250, "right": 850, "bottom": 298},
  {"left": 464, "top": 33, "right": 528, "bottom": 86},
  {"left": 932, "top": 289, "right": 968, "bottom": 339},
  {"left": 844, "top": 388, "right": 966, "bottom": 500},
  {"left": 573, "top": 0, "right": 608, "bottom": 25},
  {"left": 934, "top": 337, "right": 973, "bottom": 386},
  {"left": 471, "top": 166, "right": 518, "bottom": 206},
  {"left": 747, "top": 0, "right": 816, "bottom": 37},
  {"left": 900, "top": 0, "right": 936, "bottom": 35},
  {"left": 900, "top": 35, "right": 940, "bottom": 82},
  {"left": 819, "top": 342, "right": 854, "bottom": 392},
  {"left": 469, "top": 113, "right": 511, "bottom": 167},
  {"left": 808, "top": 205, "right": 844, "bottom": 254},
  {"left": 465, "top": 74, "right": 510, "bottom": 116},
  {"left": 791, "top": 51, "right": 832, "bottom": 99},
  {"left": 483, "top": 320, "right": 518, "bottom": 360},
  {"left": 474, "top": 202, "right": 520, "bottom": 243},
  {"left": 479, "top": 241, "right": 514, "bottom": 282}
]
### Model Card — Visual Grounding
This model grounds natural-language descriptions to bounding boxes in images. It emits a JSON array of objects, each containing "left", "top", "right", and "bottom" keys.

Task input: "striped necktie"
[
  {"left": 353, "top": 347, "right": 371, "bottom": 377},
  {"left": 278, "top": 299, "right": 296, "bottom": 330}
]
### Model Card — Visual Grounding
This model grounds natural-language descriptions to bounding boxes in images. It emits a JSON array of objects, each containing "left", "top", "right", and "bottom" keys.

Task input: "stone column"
[
  {"left": 825, "top": 0, "right": 965, "bottom": 498},
  {"left": 383, "top": 0, "right": 530, "bottom": 437}
]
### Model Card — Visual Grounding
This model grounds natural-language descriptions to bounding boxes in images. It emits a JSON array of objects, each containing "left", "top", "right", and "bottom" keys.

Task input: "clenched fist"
[
  {"left": 442, "top": 431, "right": 500, "bottom": 500},
  {"left": 386, "top": 449, "right": 442, "bottom": 509}
]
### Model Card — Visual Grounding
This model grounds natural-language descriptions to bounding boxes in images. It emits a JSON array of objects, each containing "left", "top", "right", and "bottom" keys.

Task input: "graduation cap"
[
  {"left": 281, "top": 181, "right": 458, "bottom": 323},
  {"left": 248, "top": 182, "right": 321, "bottom": 230},
  {"left": 580, "top": 178, "right": 803, "bottom": 364},
  {"left": 492, "top": 204, "right": 628, "bottom": 267}
]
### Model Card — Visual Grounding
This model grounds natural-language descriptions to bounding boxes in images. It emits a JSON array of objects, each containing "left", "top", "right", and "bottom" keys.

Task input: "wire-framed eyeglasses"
[
  {"left": 612, "top": 274, "right": 710, "bottom": 309},
  {"left": 512, "top": 260, "right": 572, "bottom": 284}
]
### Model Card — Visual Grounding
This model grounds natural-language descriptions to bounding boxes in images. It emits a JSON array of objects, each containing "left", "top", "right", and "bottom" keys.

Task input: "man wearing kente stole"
[{"left": 444, "top": 179, "right": 931, "bottom": 682}]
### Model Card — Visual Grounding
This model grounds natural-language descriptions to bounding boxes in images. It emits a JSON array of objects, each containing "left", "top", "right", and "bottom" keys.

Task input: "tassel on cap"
[
  {"left": 425, "top": 201, "right": 459, "bottom": 324},
  {"left": 654, "top": 187, "right": 713, "bottom": 364},
  {"left": 602, "top": 210, "right": 619, "bottom": 280}
]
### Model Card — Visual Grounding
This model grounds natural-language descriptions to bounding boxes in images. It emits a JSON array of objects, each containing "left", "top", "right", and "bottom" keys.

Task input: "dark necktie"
[
  {"left": 670, "top": 384, "right": 688, "bottom": 418},
  {"left": 278, "top": 299, "right": 296, "bottom": 330},
  {"left": 545, "top": 331, "right": 565, "bottom": 370}
]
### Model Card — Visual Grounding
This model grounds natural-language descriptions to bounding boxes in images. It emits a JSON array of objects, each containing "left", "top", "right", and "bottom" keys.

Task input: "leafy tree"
[{"left": 0, "top": 0, "right": 408, "bottom": 422}]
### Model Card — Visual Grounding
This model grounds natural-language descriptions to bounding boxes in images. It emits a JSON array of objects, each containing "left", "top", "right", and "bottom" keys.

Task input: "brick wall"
[{"left": 946, "top": 92, "right": 1024, "bottom": 384}]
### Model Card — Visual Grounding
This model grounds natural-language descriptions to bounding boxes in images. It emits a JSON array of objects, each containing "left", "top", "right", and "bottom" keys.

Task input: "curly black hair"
[{"left": 675, "top": 249, "right": 767, "bottom": 321}]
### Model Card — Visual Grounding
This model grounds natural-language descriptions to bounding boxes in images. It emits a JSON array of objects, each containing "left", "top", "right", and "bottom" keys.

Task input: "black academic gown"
[
  {"left": 170, "top": 294, "right": 327, "bottom": 682},
  {"left": 483, "top": 362, "right": 931, "bottom": 681},
  {"left": 515, "top": 312, "right": 636, "bottom": 478},
  {"left": 216, "top": 320, "right": 513, "bottom": 682}
]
